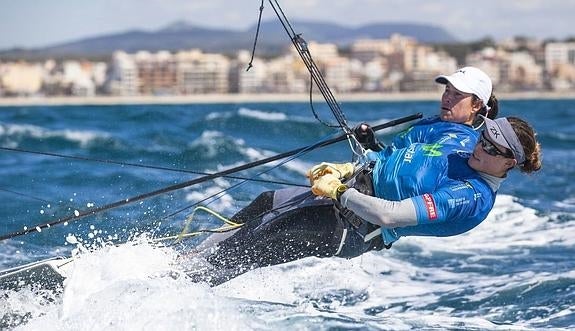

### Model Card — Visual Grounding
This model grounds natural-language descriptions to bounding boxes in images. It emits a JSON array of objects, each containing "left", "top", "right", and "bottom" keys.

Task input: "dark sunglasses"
[{"left": 480, "top": 132, "right": 514, "bottom": 158}]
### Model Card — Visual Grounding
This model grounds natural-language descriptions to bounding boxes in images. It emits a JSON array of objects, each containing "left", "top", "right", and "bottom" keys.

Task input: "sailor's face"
[
  {"left": 440, "top": 84, "right": 475, "bottom": 124},
  {"left": 468, "top": 133, "right": 516, "bottom": 177}
]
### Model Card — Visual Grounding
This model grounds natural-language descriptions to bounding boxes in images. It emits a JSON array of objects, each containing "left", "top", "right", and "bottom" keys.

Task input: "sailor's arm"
[{"left": 339, "top": 188, "right": 418, "bottom": 228}]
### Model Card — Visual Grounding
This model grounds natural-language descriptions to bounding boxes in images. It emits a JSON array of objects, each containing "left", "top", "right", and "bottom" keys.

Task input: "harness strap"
[
  {"left": 332, "top": 162, "right": 392, "bottom": 253},
  {"left": 334, "top": 227, "right": 348, "bottom": 256},
  {"left": 363, "top": 227, "right": 381, "bottom": 242}
]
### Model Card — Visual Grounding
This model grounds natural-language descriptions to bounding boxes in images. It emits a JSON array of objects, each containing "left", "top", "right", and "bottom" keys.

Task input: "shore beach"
[{"left": 0, "top": 91, "right": 574, "bottom": 107}]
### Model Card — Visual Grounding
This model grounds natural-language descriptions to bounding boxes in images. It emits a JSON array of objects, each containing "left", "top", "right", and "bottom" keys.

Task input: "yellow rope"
[{"left": 153, "top": 206, "right": 243, "bottom": 243}]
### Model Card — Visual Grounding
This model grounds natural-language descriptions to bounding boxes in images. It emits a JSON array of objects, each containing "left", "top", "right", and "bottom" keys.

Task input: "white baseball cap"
[{"left": 435, "top": 66, "right": 493, "bottom": 109}]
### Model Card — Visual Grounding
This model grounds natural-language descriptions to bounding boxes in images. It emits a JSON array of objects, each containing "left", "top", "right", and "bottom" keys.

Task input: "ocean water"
[{"left": 0, "top": 98, "right": 573, "bottom": 330}]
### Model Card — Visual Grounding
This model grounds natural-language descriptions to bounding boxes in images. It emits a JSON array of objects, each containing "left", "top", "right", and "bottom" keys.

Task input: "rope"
[
  {"left": 0, "top": 132, "right": 338, "bottom": 241},
  {"left": 270, "top": 0, "right": 350, "bottom": 133},
  {"left": 0, "top": 187, "right": 52, "bottom": 204},
  {"left": 267, "top": 0, "right": 367, "bottom": 164},
  {"left": 246, "top": 0, "right": 265, "bottom": 71},
  {"left": 0, "top": 146, "right": 306, "bottom": 188},
  {"left": 154, "top": 130, "right": 341, "bottom": 222},
  {"left": 154, "top": 206, "right": 244, "bottom": 243}
]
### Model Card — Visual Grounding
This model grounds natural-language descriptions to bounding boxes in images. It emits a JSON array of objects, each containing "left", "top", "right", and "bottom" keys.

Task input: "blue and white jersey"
[
  {"left": 392, "top": 116, "right": 479, "bottom": 153},
  {"left": 370, "top": 142, "right": 496, "bottom": 245}
]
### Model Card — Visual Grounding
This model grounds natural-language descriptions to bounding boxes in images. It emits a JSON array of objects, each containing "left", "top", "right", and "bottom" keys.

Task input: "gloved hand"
[
  {"left": 353, "top": 123, "right": 384, "bottom": 151},
  {"left": 311, "top": 173, "right": 348, "bottom": 200},
  {"left": 306, "top": 162, "right": 354, "bottom": 185}
]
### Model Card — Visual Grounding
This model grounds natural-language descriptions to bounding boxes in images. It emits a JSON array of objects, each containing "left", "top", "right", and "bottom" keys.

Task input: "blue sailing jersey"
[
  {"left": 370, "top": 143, "right": 496, "bottom": 245},
  {"left": 392, "top": 116, "right": 479, "bottom": 152}
]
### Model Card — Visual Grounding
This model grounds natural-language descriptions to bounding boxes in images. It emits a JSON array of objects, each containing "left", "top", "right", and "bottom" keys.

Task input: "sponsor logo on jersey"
[
  {"left": 422, "top": 143, "right": 443, "bottom": 157},
  {"left": 422, "top": 193, "right": 438, "bottom": 220},
  {"left": 451, "top": 182, "right": 473, "bottom": 191},
  {"left": 448, "top": 197, "right": 470, "bottom": 208},
  {"left": 403, "top": 145, "right": 417, "bottom": 163}
]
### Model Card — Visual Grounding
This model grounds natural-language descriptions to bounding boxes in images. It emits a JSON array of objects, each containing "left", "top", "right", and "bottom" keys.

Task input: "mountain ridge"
[{"left": 0, "top": 20, "right": 457, "bottom": 60}]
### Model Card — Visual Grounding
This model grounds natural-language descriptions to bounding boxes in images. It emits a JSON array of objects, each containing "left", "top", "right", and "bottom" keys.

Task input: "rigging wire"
[
  {"left": 0, "top": 113, "right": 421, "bottom": 242},
  {"left": 0, "top": 146, "right": 307, "bottom": 188},
  {"left": 266, "top": 0, "right": 367, "bottom": 163},
  {"left": 151, "top": 130, "right": 342, "bottom": 223},
  {"left": 246, "top": 0, "right": 265, "bottom": 72},
  {"left": 308, "top": 72, "right": 339, "bottom": 128},
  {"left": 269, "top": 0, "right": 350, "bottom": 132},
  {"left": 0, "top": 131, "right": 340, "bottom": 241},
  {"left": 0, "top": 187, "right": 52, "bottom": 204},
  {"left": 0, "top": 0, "right": 424, "bottom": 243}
]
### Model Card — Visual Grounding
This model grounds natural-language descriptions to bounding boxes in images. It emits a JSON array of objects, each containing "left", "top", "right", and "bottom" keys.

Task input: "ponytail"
[
  {"left": 508, "top": 117, "right": 542, "bottom": 174},
  {"left": 472, "top": 94, "right": 499, "bottom": 128}
]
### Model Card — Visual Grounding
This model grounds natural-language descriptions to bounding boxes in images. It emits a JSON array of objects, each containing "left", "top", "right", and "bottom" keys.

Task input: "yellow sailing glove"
[
  {"left": 306, "top": 162, "right": 354, "bottom": 185},
  {"left": 311, "top": 173, "right": 348, "bottom": 200}
]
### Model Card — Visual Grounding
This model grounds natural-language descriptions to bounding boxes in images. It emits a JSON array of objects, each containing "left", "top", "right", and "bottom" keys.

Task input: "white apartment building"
[
  {"left": 545, "top": 42, "right": 575, "bottom": 71},
  {"left": 0, "top": 62, "right": 43, "bottom": 96},
  {"left": 507, "top": 52, "right": 543, "bottom": 89},
  {"left": 467, "top": 47, "right": 543, "bottom": 91},
  {"left": 234, "top": 50, "right": 268, "bottom": 93},
  {"left": 306, "top": 42, "right": 362, "bottom": 93},
  {"left": 545, "top": 42, "right": 575, "bottom": 90},
  {"left": 108, "top": 49, "right": 230, "bottom": 95},
  {"left": 61, "top": 61, "right": 96, "bottom": 96},
  {"left": 265, "top": 54, "right": 308, "bottom": 93},
  {"left": 108, "top": 51, "right": 139, "bottom": 96},
  {"left": 175, "top": 50, "right": 230, "bottom": 94}
]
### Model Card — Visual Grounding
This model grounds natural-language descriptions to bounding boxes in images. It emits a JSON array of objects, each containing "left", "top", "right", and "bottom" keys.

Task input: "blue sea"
[{"left": 0, "top": 98, "right": 573, "bottom": 330}]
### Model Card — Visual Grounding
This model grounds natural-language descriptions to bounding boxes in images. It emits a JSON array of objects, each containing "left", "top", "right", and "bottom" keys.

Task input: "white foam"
[
  {"left": 5, "top": 195, "right": 572, "bottom": 330},
  {"left": 238, "top": 107, "right": 287, "bottom": 121},
  {"left": 13, "top": 239, "right": 256, "bottom": 330},
  {"left": 0, "top": 123, "right": 108, "bottom": 147}
]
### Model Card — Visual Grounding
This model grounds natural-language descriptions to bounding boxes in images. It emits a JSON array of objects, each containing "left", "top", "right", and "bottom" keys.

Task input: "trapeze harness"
[{"left": 332, "top": 162, "right": 391, "bottom": 258}]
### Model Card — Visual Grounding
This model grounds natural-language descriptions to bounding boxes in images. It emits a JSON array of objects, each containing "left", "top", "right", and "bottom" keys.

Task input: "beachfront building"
[
  {"left": 307, "top": 42, "right": 362, "bottom": 93},
  {"left": 401, "top": 47, "right": 457, "bottom": 92},
  {"left": 465, "top": 48, "right": 502, "bottom": 87},
  {"left": 466, "top": 47, "right": 543, "bottom": 91},
  {"left": 108, "top": 49, "right": 230, "bottom": 95},
  {"left": 60, "top": 61, "right": 97, "bottom": 96},
  {"left": 108, "top": 51, "right": 139, "bottom": 96},
  {"left": 350, "top": 35, "right": 457, "bottom": 92},
  {"left": 506, "top": 52, "right": 544, "bottom": 90},
  {"left": 232, "top": 50, "right": 268, "bottom": 93},
  {"left": 175, "top": 50, "right": 230, "bottom": 94},
  {"left": 545, "top": 42, "right": 575, "bottom": 90},
  {"left": 38, "top": 60, "right": 108, "bottom": 97},
  {"left": 135, "top": 51, "right": 177, "bottom": 95},
  {"left": 0, "top": 62, "right": 43, "bottom": 96},
  {"left": 265, "top": 54, "right": 308, "bottom": 93}
]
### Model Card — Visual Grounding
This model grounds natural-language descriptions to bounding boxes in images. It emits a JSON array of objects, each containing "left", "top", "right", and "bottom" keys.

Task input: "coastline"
[{"left": 0, "top": 91, "right": 574, "bottom": 107}]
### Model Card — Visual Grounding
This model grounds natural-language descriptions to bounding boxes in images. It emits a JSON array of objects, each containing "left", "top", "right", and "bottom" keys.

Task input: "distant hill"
[{"left": 0, "top": 20, "right": 457, "bottom": 60}]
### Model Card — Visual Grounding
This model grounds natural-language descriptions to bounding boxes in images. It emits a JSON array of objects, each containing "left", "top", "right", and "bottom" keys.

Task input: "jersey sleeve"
[{"left": 410, "top": 181, "right": 483, "bottom": 225}]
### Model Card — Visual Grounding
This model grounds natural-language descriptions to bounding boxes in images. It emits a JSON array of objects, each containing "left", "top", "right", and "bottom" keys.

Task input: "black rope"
[
  {"left": 0, "top": 146, "right": 306, "bottom": 188},
  {"left": 246, "top": 0, "right": 265, "bottom": 71},
  {"left": 0, "top": 187, "right": 52, "bottom": 204},
  {"left": 308, "top": 72, "right": 339, "bottom": 128},
  {"left": 268, "top": 0, "right": 351, "bottom": 134},
  {"left": 0, "top": 132, "right": 344, "bottom": 241},
  {"left": 0, "top": 113, "right": 422, "bottom": 242}
]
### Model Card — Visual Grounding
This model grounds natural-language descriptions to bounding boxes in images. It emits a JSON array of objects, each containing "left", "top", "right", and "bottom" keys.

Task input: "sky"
[{"left": 0, "top": 0, "right": 573, "bottom": 50}]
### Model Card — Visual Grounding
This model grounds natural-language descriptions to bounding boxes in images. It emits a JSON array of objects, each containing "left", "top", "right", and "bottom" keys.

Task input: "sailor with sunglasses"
[
  {"left": 312, "top": 116, "right": 542, "bottom": 249},
  {"left": 189, "top": 116, "right": 541, "bottom": 288}
]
